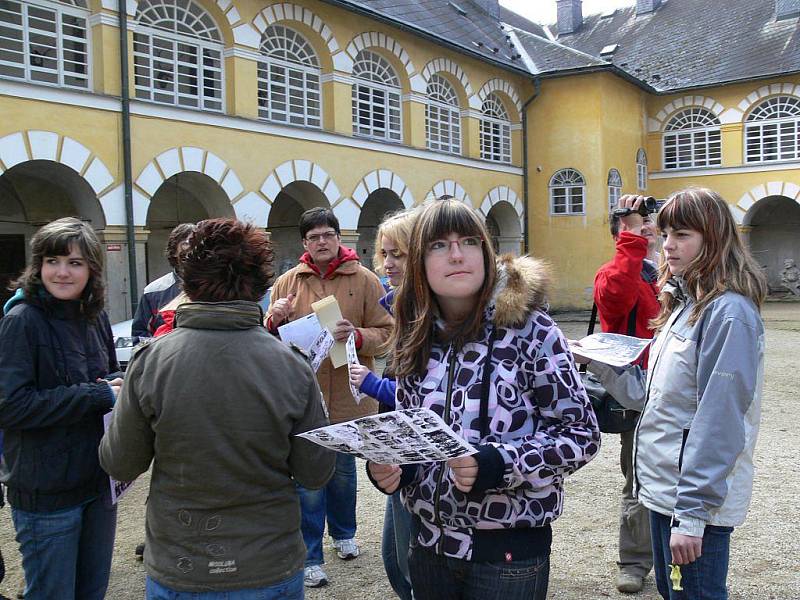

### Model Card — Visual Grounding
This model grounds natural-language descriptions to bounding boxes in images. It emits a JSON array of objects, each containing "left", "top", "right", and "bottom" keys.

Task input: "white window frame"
[
  {"left": 480, "top": 94, "right": 511, "bottom": 163},
  {"left": 607, "top": 168, "right": 622, "bottom": 213},
  {"left": 636, "top": 148, "right": 647, "bottom": 190},
  {"left": 0, "top": 0, "right": 91, "bottom": 89},
  {"left": 549, "top": 168, "right": 585, "bottom": 215},
  {"left": 351, "top": 50, "right": 402, "bottom": 143},
  {"left": 133, "top": 0, "right": 224, "bottom": 112},
  {"left": 425, "top": 74, "right": 461, "bottom": 155},
  {"left": 257, "top": 24, "right": 321, "bottom": 128},
  {"left": 745, "top": 95, "right": 800, "bottom": 163},
  {"left": 663, "top": 108, "right": 721, "bottom": 170}
]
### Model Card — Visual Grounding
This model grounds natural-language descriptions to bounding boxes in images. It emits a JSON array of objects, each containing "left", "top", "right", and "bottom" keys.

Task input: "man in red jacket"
[{"left": 594, "top": 195, "right": 660, "bottom": 594}]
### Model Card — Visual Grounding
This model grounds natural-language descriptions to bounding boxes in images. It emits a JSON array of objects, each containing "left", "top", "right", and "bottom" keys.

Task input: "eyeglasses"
[
  {"left": 305, "top": 231, "right": 338, "bottom": 244},
  {"left": 426, "top": 236, "right": 483, "bottom": 256}
]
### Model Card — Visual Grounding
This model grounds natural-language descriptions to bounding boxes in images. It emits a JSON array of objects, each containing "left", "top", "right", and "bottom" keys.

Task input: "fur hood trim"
[{"left": 491, "top": 254, "right": 552, "bottom": 328}]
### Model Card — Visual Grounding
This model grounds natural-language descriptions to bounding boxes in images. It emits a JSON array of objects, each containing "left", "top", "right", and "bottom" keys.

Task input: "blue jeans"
[
  {"left": 297, "top": 452, "right": 357, "bottom": 566},
  {"left": 145, "top": 572, "right": 303, "bottom": 599},
  {"left": 382, "top": 493, "right": 413, "bottom": 600},
  {"left": 650, "top": 510, "right": 733, "bottom": 600},
  {"left": 11, "top": 492, "right": 117, "bottom": 600},
  {"left": 408, "top": 545, "right": 549, "bottom": 600}
]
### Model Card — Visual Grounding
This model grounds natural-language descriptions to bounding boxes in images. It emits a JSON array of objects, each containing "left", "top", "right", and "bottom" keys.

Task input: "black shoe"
[{"left": 135, "top": 543, "right": 145, "bottom": 561}]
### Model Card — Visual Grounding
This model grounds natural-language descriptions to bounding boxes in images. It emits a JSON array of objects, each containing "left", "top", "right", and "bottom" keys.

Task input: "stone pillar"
[
  {"left": 462, "top": 109, "right": 482, "bottom": 160},
  {"left": 404, "top": 93, "right": 428, "bottom": 149},
  {"left": 224, "top": 49, "right": 260, "bottom": 119},
  {"left": 98, "top": 226, "right": 149, "bottom": 323},
  {"left": 322, "top": 74, "right": 354, "bottom": 136},
  {"left": 738, "top": 224, "right": 753, "bottom": 247}
]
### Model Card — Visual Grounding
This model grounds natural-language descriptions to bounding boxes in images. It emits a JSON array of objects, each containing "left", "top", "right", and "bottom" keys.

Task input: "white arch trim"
[
  {"left": 736, "top": 82, "right": 800, "bottom": 116},
  {"left": 480, "top": 186, "right": 524, "bottom": 234},
  {"left": 421, "top": 58, "right": 474, "bottom": 103},
  {"left": 258, "top": 159, "right": 341, "bottom": 225},
  {"left": 341, "top": 169, "right": 413, "bottom": 230},
  {"left": 733, "top": 180, "right": 800, "bottom": 225},
  {"left": 133, "top": 147, "right": 245, "bottom": 226},
  {"left": 649, "top": 94, "right": 729, "bottom": 132},
  {"left": 343, "top": 32, "right": 424, "bottom": 93},
  {"left": 424, "top": 180, "right": 473, "bottom": 207},
  {"left": 252, "top": 3, "right": 340, "bottom": 56},
  {"left": 0, "top": 130, "right": 117, "bottom": 223},
  {"left": 476, "top": 78, "right": 521, "bottom": 117}
]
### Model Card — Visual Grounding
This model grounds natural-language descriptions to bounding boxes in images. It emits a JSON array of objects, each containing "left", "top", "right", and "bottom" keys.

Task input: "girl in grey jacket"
[{"left": 587, "top": 188, "right": 767, "bottom": 600}]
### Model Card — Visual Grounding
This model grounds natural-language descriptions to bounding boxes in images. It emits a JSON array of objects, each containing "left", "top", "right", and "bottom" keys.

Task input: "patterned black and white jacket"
[{"left": 395, "top": 255, "right": 601, "bottom": 562}]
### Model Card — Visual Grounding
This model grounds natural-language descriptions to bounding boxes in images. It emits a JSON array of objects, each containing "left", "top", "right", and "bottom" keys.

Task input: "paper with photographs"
[
  {"left": 103, "top": 412, "right": 135, "bottom": 504},
  {"left": 297, "top": 408, "right": 476, "bottom": 464},
  {"left": 345, "top": 332, "right": 362, "bottom": 404},
  {"left": 569, "top": 333, "right": 651, "bottom": 367},
  {"left": 308, "top": 328, "right": 335, "bottom": 372}
]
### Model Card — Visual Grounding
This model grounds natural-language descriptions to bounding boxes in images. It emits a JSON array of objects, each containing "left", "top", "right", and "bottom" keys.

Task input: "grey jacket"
[
  {"left": 99, "top": 301, "right": 334, "bottom": 592},
  {"left": 632, "top": 283, "right": 764, "bottom": 538}
]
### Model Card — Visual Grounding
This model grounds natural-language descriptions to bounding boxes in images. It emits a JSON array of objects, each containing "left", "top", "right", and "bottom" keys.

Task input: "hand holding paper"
[{"left": 568, "top": 333, "right": 651, "bottom": 367}]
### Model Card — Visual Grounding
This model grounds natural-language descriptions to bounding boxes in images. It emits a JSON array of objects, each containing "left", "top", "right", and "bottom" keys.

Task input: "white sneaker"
[
  {"left": 332, "top": 537, "right": 360, "bottom": 560},
  {"left": 303, "top": 565, "right": 329, "bottom": 588}
]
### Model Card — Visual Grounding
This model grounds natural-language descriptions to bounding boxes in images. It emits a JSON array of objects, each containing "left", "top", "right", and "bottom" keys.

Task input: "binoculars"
[{"left": 612, "top": 196, "right": 659, "bottom": 218}]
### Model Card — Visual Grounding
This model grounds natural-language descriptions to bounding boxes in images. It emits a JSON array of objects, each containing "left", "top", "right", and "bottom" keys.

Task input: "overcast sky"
[{"left": 499, "top": 0, "right": 638, "bottom": 25}]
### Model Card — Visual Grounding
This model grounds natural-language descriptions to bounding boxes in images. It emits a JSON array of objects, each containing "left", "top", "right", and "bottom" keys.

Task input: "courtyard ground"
[{"left": 1, "top": 303, "right": 798, "bottom": 599}]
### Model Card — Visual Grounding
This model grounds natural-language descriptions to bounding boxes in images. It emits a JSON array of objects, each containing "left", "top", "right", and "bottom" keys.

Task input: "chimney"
[
  {"left": 636, "top": 0, "right": 662, "bottom": 14},
  {"left": 556, "top": 0, "right": 582, "bottom": 35},
  {"left": 776, "top": 0, "right": 800, "bottom": 19},
  {"left": 473, "top": 0, "right": 499, "bottom": 19}
]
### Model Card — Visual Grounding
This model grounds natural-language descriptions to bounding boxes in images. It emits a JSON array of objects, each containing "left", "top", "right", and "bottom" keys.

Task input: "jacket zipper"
[
  {"left": 434, "top": 344, "right": 457, "bottom": 555},
  {"left": 632, "top": 302, "right": 690, "bottom": 497}
]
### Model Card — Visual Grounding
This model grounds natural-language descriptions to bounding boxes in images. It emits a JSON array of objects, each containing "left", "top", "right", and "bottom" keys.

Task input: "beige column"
[
  {"left": 322, "top": 75, "right": 354, "bottom": 136},
  {"left": 224, "top": 50, "right": 259, "bottom": 119}
]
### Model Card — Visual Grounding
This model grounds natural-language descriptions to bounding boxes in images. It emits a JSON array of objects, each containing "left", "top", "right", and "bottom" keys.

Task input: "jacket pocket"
[{"left": 677, "top": 428, "right": 690, "bottom": 471}]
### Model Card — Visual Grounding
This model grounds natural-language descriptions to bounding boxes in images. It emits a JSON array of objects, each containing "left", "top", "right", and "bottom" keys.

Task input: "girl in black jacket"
[{"left": 0, "top": 217, "right": 121, "bottom": 600}]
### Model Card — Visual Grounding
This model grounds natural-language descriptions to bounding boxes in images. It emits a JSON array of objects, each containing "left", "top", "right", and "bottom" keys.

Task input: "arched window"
[
  {"left": 351, "top": 50, "right": 402, "bottom": 142},
  {"left": 636, "top": 148, "right": 648, "bottom": 190},
  {"left": 257, "top": 25, "right": 321, "bottom": 127},
  {"left": 480, "top": 93, "right": 511, "bottom": 163},
  {"left": 549, "top": 168, "right": 585, "bottom": 215},
  {"left": 745, "top": 96, "right": 800, "bottom": 163},
  {"left": 0, "top": 0, "right": 90, "bottom": 88},
  {"left": 607, "top": 168, "right": 622, "bottom": 213},
  {"left": 426, "top": 74, "right": 460, "bottom": 154},
  {"left": 663, "top": 108, "right": 721, "bottom": 169},
  {"left": 133, "top": 0, "right": 224, "bottom": 111}
]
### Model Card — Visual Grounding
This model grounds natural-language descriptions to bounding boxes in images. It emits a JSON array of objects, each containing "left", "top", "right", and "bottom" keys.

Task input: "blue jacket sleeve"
[
  {"left": 358, "top": 372, "right": 397, "bottom": 408},
  {"left": 131, "top": 294, "right": 153, "bottom": 338}
]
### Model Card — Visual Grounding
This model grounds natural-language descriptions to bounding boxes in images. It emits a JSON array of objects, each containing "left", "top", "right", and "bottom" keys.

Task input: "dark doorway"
[{"left": 0, "top": 235, "right": 26, "bottom": 310}]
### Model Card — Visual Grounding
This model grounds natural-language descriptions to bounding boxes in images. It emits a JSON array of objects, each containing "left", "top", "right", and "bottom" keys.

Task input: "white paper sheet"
[
  {"left": 297, "top": 408, "right": 476, "bottom": 464},
  {"left": 569, "top": 333, "right": 651, "bottom": 367},
  {"left": 278, "top": 312, "right": 322, "bottom": 353},
  {"left": 308, "top": 328, "right": 335, "bottom": 372},
  {"left": 345, "top": 332, "right": 362, "bottom": 404},
  {"left": 103, "top": 412, "right": 135, "bottom": 504}
]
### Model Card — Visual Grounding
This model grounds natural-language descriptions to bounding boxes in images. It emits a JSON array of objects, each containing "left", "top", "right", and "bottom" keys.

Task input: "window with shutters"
[
  {"left": 550, "top": 168, "right": 585, "bottom": 215},
  {"left": 257, "top": 24, "right": 321, "bottom": 128},
  {"left": 663, "top": 108, "right": 721, "bottom": 169},
  {"left": 745, "top": 96, "right": 800, "bottom": 163},
  {"left": 133, "top": 0, "right": 223, "bottom": 111},
  {"left": 0, "top": 0, "right": 90, "bottom": 89},
  {"left": 351, "top": 50, "right": 402, "bottom": 142}
]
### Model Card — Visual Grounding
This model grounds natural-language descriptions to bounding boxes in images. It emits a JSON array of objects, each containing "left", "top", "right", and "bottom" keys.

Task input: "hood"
[
  {"left": 299, "top": 245, "right": 360, "bottom": 279},
  {"left": 489, "top": 255, "right": 552, "bottom": 328},
  {"left": 3, "top": 288, "right": 25, "bottom": 315}
]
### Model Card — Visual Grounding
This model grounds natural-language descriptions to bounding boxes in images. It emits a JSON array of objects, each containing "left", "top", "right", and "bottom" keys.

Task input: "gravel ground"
[{"left": 1, "top": 303, "right": 798, "bottom": 599}]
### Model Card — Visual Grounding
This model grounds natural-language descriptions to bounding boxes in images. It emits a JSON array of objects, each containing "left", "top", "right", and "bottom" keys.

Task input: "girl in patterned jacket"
[{"left": 367, "top": 199, "right": 601, "bottom": 600}]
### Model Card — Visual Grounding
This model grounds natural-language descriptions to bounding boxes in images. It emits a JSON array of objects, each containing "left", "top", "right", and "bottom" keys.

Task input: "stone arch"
[
  {"left": 344, "top": 170, "right": 413, "bottom": 231},
  {"left": 479, "top": 186, "right": 524, "bottom": 233},
  {"left": 649, "top": 94, "right": 729, "bottom": 132},
  {"left": 252, "top": 2, "right": 340, "bottom": 68},
  {"left": 421, "top": 58, "right": 473, "bottom": 106},
  {"left": 424, "top": 180, "right": 473, "bottom": 207},
  {"left": 736, "top": 82, "right": 800, "bottom": 118},
  {"left": 255, "top": 159, "right": 340, "bottom": 226},
  {"left": 343, "top": 32, "right": 424, "bottom": 93},
  {"left": 476, "top": 78, "right": 521, "bottom": 117},
  {"left": 733, "top": 181, "right": 800, "bottom": 225},
  {"left": 0, "top": 130, "right": 115, "bottom": 226},
  {"left": 134, "top": 147, "right": 245, "bottom": 227}
]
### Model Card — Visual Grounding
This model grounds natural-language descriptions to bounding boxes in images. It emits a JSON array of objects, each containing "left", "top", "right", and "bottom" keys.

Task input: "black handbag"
[{"left": 579, "top": 303, "right": 641, "bottom": 434}]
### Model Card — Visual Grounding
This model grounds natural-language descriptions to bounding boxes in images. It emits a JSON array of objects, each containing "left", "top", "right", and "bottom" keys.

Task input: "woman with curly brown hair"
[
  {"left": 100, "top": 218, "right": 334, "bottom": 600},
  {"left": 0, "top": 217, "right": 121, "bottom": 600}
]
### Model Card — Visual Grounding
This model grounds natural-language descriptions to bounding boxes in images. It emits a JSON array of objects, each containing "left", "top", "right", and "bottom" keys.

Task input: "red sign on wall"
[{"left": 106, "top": 244, "right": 122, "bottom": 252}]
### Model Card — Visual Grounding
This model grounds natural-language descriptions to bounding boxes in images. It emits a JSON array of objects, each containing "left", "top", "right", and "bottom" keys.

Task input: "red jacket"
[{"left": 594, "top": 231, "right": 660, "bottom": 341}]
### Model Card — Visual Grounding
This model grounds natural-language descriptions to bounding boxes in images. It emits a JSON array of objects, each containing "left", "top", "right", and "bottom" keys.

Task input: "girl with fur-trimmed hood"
[{"left": 367, "top": 199, "right": 600, "bottom": 600}]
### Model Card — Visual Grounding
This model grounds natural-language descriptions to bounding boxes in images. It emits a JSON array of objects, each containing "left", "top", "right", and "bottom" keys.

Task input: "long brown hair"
[
  {"left": 651, "top": 188, "right": 767, "bottom": 330},
  {"left": 12, "top": 217, "right": 105, "bottom": 319},
  {"left": 391, "top": 199, "right": 497, "bottom": 377}
]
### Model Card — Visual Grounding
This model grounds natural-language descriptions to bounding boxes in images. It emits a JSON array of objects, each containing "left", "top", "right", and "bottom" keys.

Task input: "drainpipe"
[
  {"left": 521, "top": 77, "right": 541, "bottom": 254},
  {"left": 118, "top": 0, "right": 138, "bottom": 315}
]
